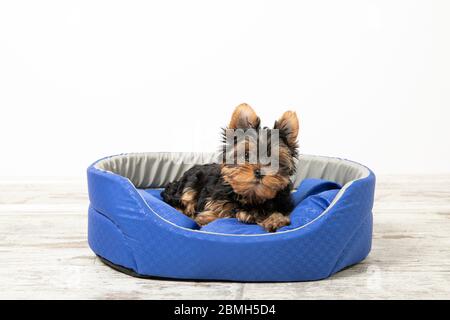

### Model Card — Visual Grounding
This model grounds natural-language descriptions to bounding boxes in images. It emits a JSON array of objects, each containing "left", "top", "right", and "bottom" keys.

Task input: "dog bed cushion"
[
  {"left": 137, "top": 189, "right": 200, "bottom": 230},
  {"left": 137, "top": 178, "right": 341, "bottom": 235}
]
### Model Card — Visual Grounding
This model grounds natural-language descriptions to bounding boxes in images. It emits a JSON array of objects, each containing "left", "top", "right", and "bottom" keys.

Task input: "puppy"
[{"left": 162, "top": 103, "right": 299, "bottom": 232}]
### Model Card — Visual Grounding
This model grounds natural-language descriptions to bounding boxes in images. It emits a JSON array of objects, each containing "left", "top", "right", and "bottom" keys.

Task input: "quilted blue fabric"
[
  {"left": 136, "top": 189, "right": 200, "bottom": 230},
  {"left": 140, "top": 188, "right": 164, "bottom": 201},
  {"left": 87, "top": 155, "right": 375, "bottom": 281},
  {"left": 291, "top": 179, "right": 341, "bottom": 206},
  {"left": 135, "top": 179, "right": 341, "bottom": 235}
]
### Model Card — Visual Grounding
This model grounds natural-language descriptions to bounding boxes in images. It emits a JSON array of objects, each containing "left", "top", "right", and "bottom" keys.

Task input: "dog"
[{"left": 161, "top": 103, "right": 299, "bottom": 232}]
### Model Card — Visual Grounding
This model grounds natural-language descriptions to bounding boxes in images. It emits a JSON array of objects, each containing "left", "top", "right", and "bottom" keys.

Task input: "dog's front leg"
[
  {"left": 236, "top": 210, "right": 257, "bottom": 224},
  {"left": 180, "top": 187, "right": 198, "bottom": 218},
  {"left": 195, "top": 211, "right": 220, "bottom": 226},
  {"left": 258, "top": 212, "right": 290, "bottom": 232},
  {"left": 195, "top": 200, "right": 237, "bottom": 226}
]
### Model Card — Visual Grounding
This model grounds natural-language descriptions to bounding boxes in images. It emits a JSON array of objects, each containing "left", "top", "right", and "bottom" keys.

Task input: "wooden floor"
[{"left": 1, "top": 175, "right": 449, "bottom": 299}]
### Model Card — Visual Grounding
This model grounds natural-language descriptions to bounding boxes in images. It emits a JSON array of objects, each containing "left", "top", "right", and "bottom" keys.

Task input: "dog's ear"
[
  {"left": 274, "top": 111, "right": 299, "bottom": 148},
  {"left": 228, "top": 103, "right": 261, "bottom": 129}
]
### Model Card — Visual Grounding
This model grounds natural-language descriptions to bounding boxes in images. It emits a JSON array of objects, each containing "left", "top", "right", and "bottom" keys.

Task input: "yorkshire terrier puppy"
[{"left": 162, "top": 103, "right": 299, "bottom": 232}]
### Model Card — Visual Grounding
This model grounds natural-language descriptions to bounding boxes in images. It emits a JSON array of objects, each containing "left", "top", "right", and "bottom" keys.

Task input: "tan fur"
[
  {"left": 181, "top": 188, "right": 197, "bottom": 217},
  {"left": 195, "top": 211, "right": 220, "bottom": 226},
  {"left": 194, "top": 200, "right": 237, "bottom": 226},
  {"left": 258, "top": 212, "right": 291, "bottom": 232},
  {"left": 228, "top": 103, "right": 260, "bottom": 129},
  {"left": 275, "top": 111, "right": 299, "bottom": 147},
  {"left": 221, "top": 164, "right": 290, "bottom": 205},
  {"left": 278, "top": 146, "right": 295, "bottom": 174},
  {"left": 204, "top": 199, "right": 237, "bottom": 218},
  {"left": 236, "top": 210, "right": 257, "bottom": 223}
]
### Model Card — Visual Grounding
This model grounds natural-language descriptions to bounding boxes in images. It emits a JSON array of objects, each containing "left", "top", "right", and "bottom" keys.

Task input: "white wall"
[{"left": 1, "top": 1, "right": 449, "bottom": 177}]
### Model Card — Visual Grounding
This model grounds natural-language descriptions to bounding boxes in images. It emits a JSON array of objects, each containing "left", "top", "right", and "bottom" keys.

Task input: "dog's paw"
[
  {"left": 183, "top": 203, "right": 196, "bottom": 217},
  {"left": 236, "top": 210, "right": 257, "bottom": 224},
  {"left": 181, "top": 188, "right": 197, "bottom": 217},
  {"left": 195, "top": 211, "right": 219, "bottom": 226},
  {"left": 259, "top": 213, "right": 290, "bottom": 232}
]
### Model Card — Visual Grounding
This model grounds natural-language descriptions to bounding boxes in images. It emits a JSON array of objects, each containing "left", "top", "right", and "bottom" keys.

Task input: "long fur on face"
[
  {"left": 161, "top": 103, "right": 300, "bottom": 232},
  {"left": 220, "top": 104, "right": 299, "bottom": 205}
]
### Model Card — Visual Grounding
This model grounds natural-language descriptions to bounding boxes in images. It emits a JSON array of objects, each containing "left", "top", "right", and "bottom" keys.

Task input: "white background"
[{"left": 1, "top": 1, "right": 449, "bottom": 177}]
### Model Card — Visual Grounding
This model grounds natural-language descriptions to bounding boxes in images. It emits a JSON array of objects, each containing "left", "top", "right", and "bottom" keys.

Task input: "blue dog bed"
[{"left": 87, "top": 152, "right": 375, "bottom": 281}]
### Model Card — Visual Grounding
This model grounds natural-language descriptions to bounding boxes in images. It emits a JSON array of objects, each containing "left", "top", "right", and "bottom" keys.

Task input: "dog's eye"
[{"left": 245, "top": 151, "right": 249, "bottom": 161}]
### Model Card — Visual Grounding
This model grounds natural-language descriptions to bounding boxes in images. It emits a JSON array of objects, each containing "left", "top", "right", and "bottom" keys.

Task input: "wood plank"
[
  {"left": 0, "top": 175, "right": 449, "bottom": 299},
  {"left": 0, "top": 209, "right": 242, "bottom": 300}
]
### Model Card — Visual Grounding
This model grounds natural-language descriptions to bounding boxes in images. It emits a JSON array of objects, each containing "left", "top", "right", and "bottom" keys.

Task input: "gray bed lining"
[{"left": 94, "top": 152, "right": 370, "bottom": 189}]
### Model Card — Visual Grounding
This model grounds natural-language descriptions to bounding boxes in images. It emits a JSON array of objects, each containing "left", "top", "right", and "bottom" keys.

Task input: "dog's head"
[{"left": 220, "top": 103, "right": 299, "bottom": 204}]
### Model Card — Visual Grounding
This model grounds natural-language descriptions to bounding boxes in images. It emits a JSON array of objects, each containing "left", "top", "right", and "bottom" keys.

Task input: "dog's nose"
[{"left": 254, "top": 169, "right": 263, "bottom": 179}]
